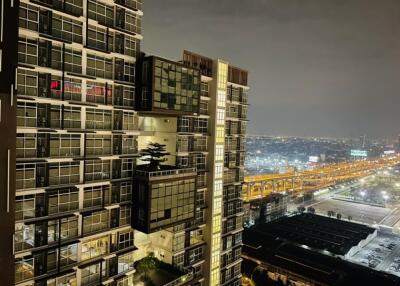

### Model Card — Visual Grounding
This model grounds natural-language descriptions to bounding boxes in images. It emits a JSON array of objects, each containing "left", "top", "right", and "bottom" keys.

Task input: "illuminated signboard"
[
  {"left": 350, "top": 149, "right": 368, "bottom": 157},
  {"left": 309, "top": 156, "right": 319, "bottom": 163},
  {"left": 384, "top": 150, "right": 395, "bottom": 155}
]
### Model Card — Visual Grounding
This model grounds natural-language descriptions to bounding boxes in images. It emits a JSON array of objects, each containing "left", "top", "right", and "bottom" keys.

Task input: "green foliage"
[
  {"left": 136, "top": 253, "right": 159, "bottom": 277},
  {"left": 307, "top": 207, "right": 315, "bottom": 214},
  {"left": 140, "top": 142, "right": 170, "bottom": 170},
  {"left": 327, "top": 210, "right": 336, "bottom": 217},
  {"left": 297, "top": 206, "right": 305, "bottom": 213},
  {"left": 252, "top": 268, "right": 286, "bottom": 285}
]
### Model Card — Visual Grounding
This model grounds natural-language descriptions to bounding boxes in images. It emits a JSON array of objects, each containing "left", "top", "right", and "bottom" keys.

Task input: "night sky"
[{"left": 142, "top": 0, "right": 400, "bottom": 139}]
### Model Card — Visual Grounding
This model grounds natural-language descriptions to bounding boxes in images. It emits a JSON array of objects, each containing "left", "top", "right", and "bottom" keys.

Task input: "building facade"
[
  {"left": 243, "top": 194, "right": 288, "bottom": 227},
  {"left": 2, "top": 0, "right": 143, "bottom": 285},
  {"left": 181, "top": 51, "right": 249, "bottom": 286},
  {"left": 0, "top": 1, "right": 249, "bottom": 285}
]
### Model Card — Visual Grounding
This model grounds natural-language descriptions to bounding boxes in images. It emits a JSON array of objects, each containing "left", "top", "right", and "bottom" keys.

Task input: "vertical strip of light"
[{"left": 210, "top": 60, "right": 228, "bottom": 286}]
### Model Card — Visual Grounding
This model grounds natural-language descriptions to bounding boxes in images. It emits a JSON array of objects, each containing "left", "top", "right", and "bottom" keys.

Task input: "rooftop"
[
  {"left": 248, "top": 213, "right": 375, "bottom": 255},
  {"left": 134, "top": 165, "right": 196, "bottom": 180},
  {"left": 250, "top": 193, "right": 287, "bottom": 205},
  {"left": 242, "top": 214, "right": 400, "bottom": 285}
]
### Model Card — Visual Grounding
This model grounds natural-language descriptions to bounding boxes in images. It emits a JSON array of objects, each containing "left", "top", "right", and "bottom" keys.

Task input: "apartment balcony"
[
  {"left": 239, "top": 122, "right": 247, "bottom": 135},
  {"left": 17, "top": 102, "right": 81, "bottom": 130},
  {"left": 132, "top": 258, "right": 193, "bottom": 286},
  {"left": 239, "top": 105, "right": 248, "bottom": 120},
  {"left": 16, "top": 133, "right": 138, "bottom": 162},
  {"left": 15, "top": 182, "right": 133, "bottom": 224},
  {"left": 185, "top": 245, "right": 205, "bottom": 266},
  {"left": 221, "top": 274, "right": 241, "bottom": 286},
  {"left": 134, "top": 166, "right": 196, "bottom": 181},
  {"left": 30, "top": 242, "right": 137, "bottom": 284},
  {"left": 17, "top": 67, "right": 136, "bottom": 107},
  {"left": 184, "top": 230, "right": 206, "bottom": 250},
  {"left": 221, "top": 250, "right": 242, "bottom": 269},
  {"left": 115, "top": 0, "right": 143, "bottom": 11},
  {"left": 241, "top": 91, "right": 249, "bottom": 104},
  {"left": 113, "top": 135, "right": 139, "bottom": 156},
  {"left": 113, "top": 85, "right": 136, "bottom": 108},
  {"left": 223, "top": 185, "right": 242, "bottom": 202},
  {"left": 185, "top": 209, "right": 206, "bottom": 230},
  {"left": 224, "top": 201, "right": 244, "bottom": 218},
  {"left": 225, "top": 143, "right": 237, "bottom": 152},
  {"left": 196, "top": 173, "right": 207, "bottom": 189},
  {"left": 115, "top": 7, "right": 142, "bottom": 35}
]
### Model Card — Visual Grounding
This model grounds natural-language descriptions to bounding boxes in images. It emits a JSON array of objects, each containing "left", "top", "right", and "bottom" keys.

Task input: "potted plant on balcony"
[{"left": 140, "top": 142, "right": 170, "bottom": 170}]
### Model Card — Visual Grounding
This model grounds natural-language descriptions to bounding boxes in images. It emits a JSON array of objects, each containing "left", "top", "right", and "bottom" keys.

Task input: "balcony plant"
[
  {"left": 140, "top": 142, "right": 170, "bottom": 170},
  {"left": 134, "top": 253, "right": 187, "bottom": 286},
  {"left": 136, "top": 252, "right": 159, "bottom": 279}
]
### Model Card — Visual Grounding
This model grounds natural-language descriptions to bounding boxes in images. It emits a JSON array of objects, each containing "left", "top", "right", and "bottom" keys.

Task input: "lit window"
[
  {"left": 214, "top": 180, "right": 223, "bottom": 197},
  {"left": 211, "top": 268, "right": 220, "bottom": 286},
  {"left": 212, "top": 233, "right": 221, "bottom": 249},
  {"left": 213, "top": 198, "right": 222, "bottom": 215},
  {"left": 217, "top": 90, "right": 226, "bottom": 107},
  {"left": 215, "top": 163, "right": 223, "bottom": 179},
  {"left": 216, "top": 127, "right": 225, "bottom": 144},
  {"left": 211, "top": 251, "right": 220, "bottom": 269},
  {"left": 215, "top": 145, "right": 224, "bottom": 162},
  {"left": 217, "top": 109, "right": 225, "bottom": 125},
  {"left": 213, "top": 215, "right": 221, "bottom": 233},
  {"left": 81, "top": 236, "right": 109, "bottom": 261}
]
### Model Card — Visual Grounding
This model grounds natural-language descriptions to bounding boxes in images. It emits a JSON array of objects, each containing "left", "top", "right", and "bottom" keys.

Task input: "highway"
[{"left": 243, "top": 155, "right": 400, "bottom": 202}]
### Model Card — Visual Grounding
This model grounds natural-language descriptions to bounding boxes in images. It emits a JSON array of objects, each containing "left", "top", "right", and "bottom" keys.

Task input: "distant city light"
[{"left": 350, "top": 149, "right": 368, "bottom": 157}]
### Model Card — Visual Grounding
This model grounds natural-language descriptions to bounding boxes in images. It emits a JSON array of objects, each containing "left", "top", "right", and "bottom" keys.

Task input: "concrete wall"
[{"left": 138, "top": 116, "right": 177, "bottom": 165}]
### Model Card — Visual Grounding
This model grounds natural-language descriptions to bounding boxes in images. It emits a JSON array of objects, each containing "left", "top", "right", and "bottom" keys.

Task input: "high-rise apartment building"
[
  {"left": 0, "top": 1, "right": 249, "bottom": 285},
  {"left": 181, "top": 51, "right": 248, "bottom": 286},
  {"left": 131, "top": 51, "right": 249, "bottom": 286},
  {"left": 1, "top": 0, "right": 143, "bottom": 285}
]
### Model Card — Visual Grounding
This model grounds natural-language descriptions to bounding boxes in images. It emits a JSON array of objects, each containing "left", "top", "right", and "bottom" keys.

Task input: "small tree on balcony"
[
  {"left": 140, "top": 142, "right": 170, "bottom": 170},
  {"left": 136, "top": 252, "right": 159, "bottom": 279}
]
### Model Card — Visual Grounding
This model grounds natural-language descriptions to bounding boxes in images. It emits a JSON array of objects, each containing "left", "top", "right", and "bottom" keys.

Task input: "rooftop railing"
[
  {"left": 163, "top": 270, "right": 194, "bottom": 286},
  {"left": 134, "top": 167, "right": 196, "bottom": 178}
]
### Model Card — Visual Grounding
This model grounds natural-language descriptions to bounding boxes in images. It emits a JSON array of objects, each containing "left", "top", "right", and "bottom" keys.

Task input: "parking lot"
[
  {"left": 309, "top": 198, "right": 391, "bottom": 225},
  {"left": 348, "top": 231, "right": 400, "bottom": 276}
]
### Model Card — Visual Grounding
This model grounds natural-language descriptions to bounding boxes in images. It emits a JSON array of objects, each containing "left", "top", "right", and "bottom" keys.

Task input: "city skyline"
[{"left": 143, "top": 0, "right": 400, "bottom": 138}]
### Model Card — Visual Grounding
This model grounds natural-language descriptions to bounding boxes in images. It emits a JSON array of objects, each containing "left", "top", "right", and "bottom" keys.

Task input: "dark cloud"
[{"left": 142, "top": 0, "right": 400, "bottom": 138}]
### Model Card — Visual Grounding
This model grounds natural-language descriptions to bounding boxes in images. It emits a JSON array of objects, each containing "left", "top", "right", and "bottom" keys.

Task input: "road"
[{"left": 380, "top": 207, "right": 400, "bottom": 227}]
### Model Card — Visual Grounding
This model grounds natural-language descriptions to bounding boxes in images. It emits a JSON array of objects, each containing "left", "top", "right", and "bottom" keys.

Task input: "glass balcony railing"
[{"left": 134, "top": 167, "right": 196, "bottom": 179}]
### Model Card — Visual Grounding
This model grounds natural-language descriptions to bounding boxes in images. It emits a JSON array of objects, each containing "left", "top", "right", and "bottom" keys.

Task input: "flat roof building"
[{"left": 242, "top": 213, "right": 400, "bottom": 286}]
